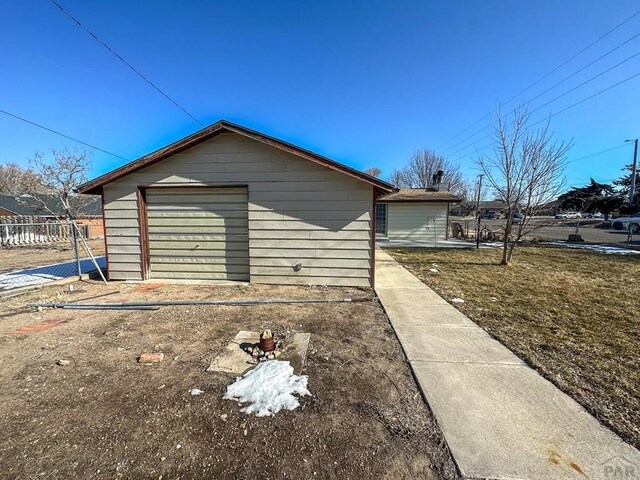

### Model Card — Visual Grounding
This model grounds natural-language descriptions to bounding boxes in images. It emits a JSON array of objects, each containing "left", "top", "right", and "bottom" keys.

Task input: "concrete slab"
[
  {"left": 374, "top": 248, "right": 640, "bottom": 480},
  {"left": 392, "top": 324, "right": 523, "bottom": 364},
  {"left": 207, "top": 331, "right": 310, "bottom": 375},
  {"left": 382, "top": 303, "right": 476, "bottom": 327},
  {"left": 413, "top": 362, "right": 640, "bottom": 480}
]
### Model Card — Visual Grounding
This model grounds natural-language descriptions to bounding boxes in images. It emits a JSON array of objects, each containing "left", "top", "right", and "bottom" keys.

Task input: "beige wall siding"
[
  {"left": 386, "top": 203, "right": 449, "bottom": 242},
  {"left": 102, "top": 132, "right": 373, "bottom": 286}
]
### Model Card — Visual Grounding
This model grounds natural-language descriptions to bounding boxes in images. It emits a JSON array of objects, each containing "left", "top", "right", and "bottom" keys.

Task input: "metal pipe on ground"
[
  {"left": 29, "top": 297, "right": 369, "bottom": 310},
  {"left": 49, "top": 305, "right": 160, "bottom": 311}
]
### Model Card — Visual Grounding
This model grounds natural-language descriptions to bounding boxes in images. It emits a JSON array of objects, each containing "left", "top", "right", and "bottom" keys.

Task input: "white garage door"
[{"left": 145, "top": 187, "right": 249, "bottom": 281}]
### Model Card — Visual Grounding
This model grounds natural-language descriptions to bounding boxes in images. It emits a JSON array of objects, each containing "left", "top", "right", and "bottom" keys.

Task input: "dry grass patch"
[
  {"left": 0, "top": 238, "right": 105, "bottom": 274},
  {"left": 387, "top": 245, "right": 640, "bottom": 449}
]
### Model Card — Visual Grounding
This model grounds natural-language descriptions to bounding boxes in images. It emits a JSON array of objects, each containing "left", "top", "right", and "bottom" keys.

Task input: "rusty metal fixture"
[
  {"left": 259, "top": 329, "right": 275, "bottom": 352},
  {"left": 260, "top": 338, "right": 274, "bottom": 352}
]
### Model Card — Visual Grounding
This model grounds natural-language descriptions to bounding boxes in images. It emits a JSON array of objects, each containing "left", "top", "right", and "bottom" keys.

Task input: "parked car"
[
  {"left": 512, "top": 212, "right": 524, "bottom": 224},
  {"left": 612, "top": 213, "right": 640, "bottom": 233},
  {"left": 480, "top": 211, "right": 501, "bottom": 220},
  {"left": 555, "top": 211, "right": 581, "bottom": 219}
]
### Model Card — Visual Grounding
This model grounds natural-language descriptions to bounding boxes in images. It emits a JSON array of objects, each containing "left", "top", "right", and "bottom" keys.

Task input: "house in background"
[
  {"left": 78, "top": 120, "right": 394, "bottom": 287},
  {"left": 375, "top": 185, "right": 461, "bottom": 243},
  {"left": 478, "top": 200, "right": 507, "bottom": 215},
  {"left": 0, "top": 194, "right": 104, "bottom": 237}
]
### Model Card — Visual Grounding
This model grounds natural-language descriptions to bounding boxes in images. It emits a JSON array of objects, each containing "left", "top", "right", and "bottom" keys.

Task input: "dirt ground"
[
  {"left": 0, "top": 238, "right": 106, "bottom": 274},
  {"left": 0, "top": 281, "right": 458, "bottom": 480},
  {"left": 387, "top": 245, "right": 640, "bottom": 450}
]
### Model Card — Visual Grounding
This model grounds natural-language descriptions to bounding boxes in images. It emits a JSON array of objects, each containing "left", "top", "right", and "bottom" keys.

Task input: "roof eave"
[{"left": 77, "top": 120, "right": 394, "bottom": 195}]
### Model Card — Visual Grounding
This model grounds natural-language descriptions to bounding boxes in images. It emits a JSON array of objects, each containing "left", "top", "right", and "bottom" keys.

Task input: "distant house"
[
  {"left": 376, "top": 187, "right": 461, "bottom": 242},
  {"left": 478, "top": 200, "right": 506, "bottom": 214},
  {"left": 0, "top": 194, "right": 101, "bottom": 217},
  {"left": 0, "top": 194, "right": 104, "bottom": 237}
]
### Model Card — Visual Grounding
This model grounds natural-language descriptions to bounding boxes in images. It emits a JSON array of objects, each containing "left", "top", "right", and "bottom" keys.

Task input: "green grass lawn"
[{"left": 386, "top": 245, "right": 640, "bottom": 449}]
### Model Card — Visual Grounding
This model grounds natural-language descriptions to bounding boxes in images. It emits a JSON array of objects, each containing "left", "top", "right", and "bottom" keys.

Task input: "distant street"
[{"left": 451, "top": 216, "right": 639, "bottom": 248}]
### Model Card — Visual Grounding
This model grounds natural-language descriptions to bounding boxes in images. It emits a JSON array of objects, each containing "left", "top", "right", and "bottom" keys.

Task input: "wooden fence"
[{"left": 0, "top": 216, "right": 89, "bottom": 246}]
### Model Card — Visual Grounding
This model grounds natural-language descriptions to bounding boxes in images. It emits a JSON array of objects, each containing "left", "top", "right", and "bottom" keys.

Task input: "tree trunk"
[{"left": 501, "top": 210, "right": 513, "bottom": 266}]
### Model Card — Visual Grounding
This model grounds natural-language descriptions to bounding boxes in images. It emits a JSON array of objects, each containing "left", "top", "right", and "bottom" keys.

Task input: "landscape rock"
[{"left": 57, "top": 359, "right": 71, "bottom": 366}]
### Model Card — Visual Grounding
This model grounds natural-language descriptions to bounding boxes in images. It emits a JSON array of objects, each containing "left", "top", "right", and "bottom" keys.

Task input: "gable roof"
[
  {"left": 378, "top": 188, "right": 462, "bottom": 203},
  {"left": 77, "top": 120, "right": 395, "bottom": 195},
  {"left": 479, "top": 200, "right": 506, "bottom": 210},
  {"left": 0, "top": 194, "right": 102, "bottom": 217}
]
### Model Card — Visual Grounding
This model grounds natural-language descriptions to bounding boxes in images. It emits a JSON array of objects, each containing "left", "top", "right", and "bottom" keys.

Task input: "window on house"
[{"left": 375, "top": 203, "right": 387, "bottom": 235}]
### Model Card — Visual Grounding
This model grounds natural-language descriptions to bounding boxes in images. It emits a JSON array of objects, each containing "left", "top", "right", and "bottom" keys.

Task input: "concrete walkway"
[{"left": 375, "top": 249, "right": 640, "bottom": 480}]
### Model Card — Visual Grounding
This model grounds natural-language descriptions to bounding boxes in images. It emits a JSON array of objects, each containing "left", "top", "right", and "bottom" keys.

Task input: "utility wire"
[
  {"left": 566, "top": 143, "right": 632, "bottom": 165},
  {"left": 530, "top": 49, "right": 640, "bottom": 114},
  {"left": 441, "top": 31, "right": 640, "bottom": 155},
  {"left": 436, "top": 8, "right": 640, "bottom": 150},
  {"left": 49, "top": 0, "right": 204, "bottom": 127},
  {"left": 0, "top": 108, "right": 128, "bottom": 160},
  {"left": 445, "top": 48, "right": 640, "bottom": 159},
  {"left": 449, "top": 70, "right": 640, "bottom": 164},
  {"left": 530, "top": 69, "right": 640, "bottom": 126}
]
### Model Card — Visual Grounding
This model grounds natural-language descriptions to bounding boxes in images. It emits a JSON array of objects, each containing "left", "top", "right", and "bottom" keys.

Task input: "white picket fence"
[{"left": 0, "top": 216, "right": 88, "bottom": 246}]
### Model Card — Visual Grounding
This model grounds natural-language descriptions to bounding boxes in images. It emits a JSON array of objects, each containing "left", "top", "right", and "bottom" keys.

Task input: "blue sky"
[{"left": 1, "top": 0, "right": 639, "bottom": 189}]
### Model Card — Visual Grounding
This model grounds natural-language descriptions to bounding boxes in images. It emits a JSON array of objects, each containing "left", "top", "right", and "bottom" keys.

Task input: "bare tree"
[
  {"left": 403, "top": 148, "right": 465, "bottom": 193},
  {"left": 27, "top": 148, "right": 93, "bottom": 216},
  {"left": 0, "top": 163, "right": 45, "bottom": 196},
  {"left": 386, "top": 167, "right": 408, "bottom": 188},
  {"left": 477, "top": 106, "right": 571, "bottom": 265},
  {"left": 363, "top": 167, "right": 382, "bottom": 178}
]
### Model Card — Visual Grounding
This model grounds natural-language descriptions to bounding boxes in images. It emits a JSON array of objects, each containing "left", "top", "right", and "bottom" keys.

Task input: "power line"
[
  {"left": 442, "top": 32, "right": 640, "bottom": 155},
  {"left": 503, "top": 11, "right": 640, "bottom": 106},
  {"left": 566, "top": 143, "right": 632, "bottom": 165},
  {"left": 445, "top": 48, "right": 640, "bottom": 159},
  {"left": 436, "top": 8, "right": 640, "bottom": 151},
  {"left": 449, "top": 70, "right": 640, "bottom": 164},
  {"left": 0, "top": 108, "right": 128, "bottom": 160},
  {"left": 529, "top": 49, "right": 640, "bottom": 115},
  {"left": 49, "top": 0, "right": 204, "bottom": 127},
  {"left": 530, "top": 69, "right": 640, "bottom": 126}
]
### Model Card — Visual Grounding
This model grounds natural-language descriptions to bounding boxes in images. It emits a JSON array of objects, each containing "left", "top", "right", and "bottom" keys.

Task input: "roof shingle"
[{"left": 378, "top": 188, "right": 462, "bottom": 203}]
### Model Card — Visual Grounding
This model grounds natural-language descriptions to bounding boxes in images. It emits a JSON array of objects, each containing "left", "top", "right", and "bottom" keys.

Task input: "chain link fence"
[{"left": 0, "top": 216, "right": 105, "bottom": 292}]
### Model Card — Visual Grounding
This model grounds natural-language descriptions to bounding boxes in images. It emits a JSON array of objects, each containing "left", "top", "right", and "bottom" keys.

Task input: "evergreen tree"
[{"left": 557, "top": 179, "right": 623, "bottom": 220}]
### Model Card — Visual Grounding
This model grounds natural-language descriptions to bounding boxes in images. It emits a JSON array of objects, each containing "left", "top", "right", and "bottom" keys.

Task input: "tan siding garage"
[
  {"left": 79, "top": 120, "right": 394, "bottom": 287},
  {"left": 376, "top": 188, "right": 462, "bottom": 243},
  {"left": 145, "top": 187, "right": 249, "bottom": 281},
  {"left": 386, "top": 202, "right": 449, "bottom": 242}
]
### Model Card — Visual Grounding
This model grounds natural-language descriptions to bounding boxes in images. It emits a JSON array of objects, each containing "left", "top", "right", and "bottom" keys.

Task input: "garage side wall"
[
  {"left": 386, "top": 203, "right": 449, "bottom": 242},
  {"left": 102, "top": 133, "right": 373, "bottom": 286}
]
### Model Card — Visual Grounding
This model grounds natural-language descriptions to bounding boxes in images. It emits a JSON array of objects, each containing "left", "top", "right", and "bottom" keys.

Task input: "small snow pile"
[
  {"left": 543, "top": 242, "right": 640, "bottom": 255},
  {"left": 429, "top": 268, "right": 439, "bottom": 273},
  {"left": 450, "top": 298, "right": 465, "bottom": 304},
  {"left": 223, "top": 360, "right": 310, "bottom": 417},
  {"left": 189, "top": 388, "right": 204, "bottom": 396}
]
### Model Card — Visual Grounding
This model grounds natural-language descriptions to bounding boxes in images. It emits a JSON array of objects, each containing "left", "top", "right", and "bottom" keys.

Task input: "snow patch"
[
  {"left": 223, "top": 360, "right": 310, "bottom": 417},
  {"left": 482, "top": 242, "right": 503, "bottom": 248},
  {"left": 429, "top": 268, "right": 438, "bottom": 273},
  {"left": 450, "top": 298, "right": 465, "bottom": 304},
  {"left": 544, "top": 242, "right": 640, "bottom": 255},
  {"left": 189, "top": 388, "right": 204, "bottom": 396}
]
